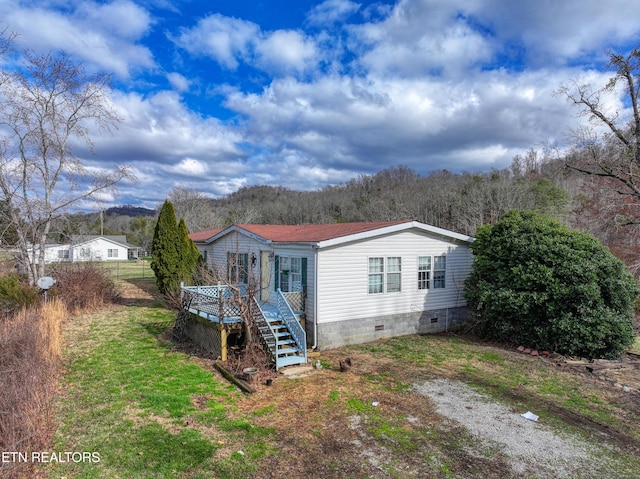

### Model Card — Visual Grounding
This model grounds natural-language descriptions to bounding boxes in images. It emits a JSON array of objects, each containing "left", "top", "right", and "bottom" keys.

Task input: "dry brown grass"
[{"left": 0, "top": 300, "right": 66, "bottom": 479}]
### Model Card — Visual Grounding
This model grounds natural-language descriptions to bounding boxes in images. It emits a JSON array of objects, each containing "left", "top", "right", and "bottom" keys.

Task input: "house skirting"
[
  {"left": 184, "top": 312, "right": 237, "bottom": 361},
  {"left": 315, "top": 306, "right": 469, "bottom": 350}
]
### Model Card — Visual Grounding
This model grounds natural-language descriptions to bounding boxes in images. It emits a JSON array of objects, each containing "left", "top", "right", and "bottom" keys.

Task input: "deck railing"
[
  {"left": 276, "top": 288, "right": 306, "bottom": 357},
  {"left": 180, "top": 282, "right": 244, "bottom": 322}
]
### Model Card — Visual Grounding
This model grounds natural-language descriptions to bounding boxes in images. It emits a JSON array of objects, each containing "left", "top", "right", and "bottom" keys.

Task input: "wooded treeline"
[{"left": 49, "top": 146, "right": 638, "bottom": 276}]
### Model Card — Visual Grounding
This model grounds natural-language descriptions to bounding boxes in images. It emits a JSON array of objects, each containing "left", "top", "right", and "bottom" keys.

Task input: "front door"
[{"left": 260, "top": 251, "right": 271, "bottom": 302}]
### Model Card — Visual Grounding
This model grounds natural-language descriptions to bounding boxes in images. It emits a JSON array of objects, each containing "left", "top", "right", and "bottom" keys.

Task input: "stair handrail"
[
  {"left": 276, "top": 288, "right": 307, "bottom": 359},
  {"left": 251, "top": 297, "right": 278, "bottom": 361}
]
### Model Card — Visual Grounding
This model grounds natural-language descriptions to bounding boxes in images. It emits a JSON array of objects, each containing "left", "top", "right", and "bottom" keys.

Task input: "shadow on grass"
[{"left": 117, "top": 277, "right": 166, "bottom": 308}]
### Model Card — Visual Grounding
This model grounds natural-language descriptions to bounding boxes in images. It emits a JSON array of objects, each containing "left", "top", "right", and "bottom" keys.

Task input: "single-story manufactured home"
[
  {"left": 188, "top": 220, "right": 474, "bottom": 358},
  {"left": 37, "top": 235, "right": 139, "bottom": 263}
]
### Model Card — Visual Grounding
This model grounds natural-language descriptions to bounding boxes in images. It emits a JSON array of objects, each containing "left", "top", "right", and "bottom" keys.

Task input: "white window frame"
[
  {"left": 418, "top": 256, "right": 431, "bottom": 290},
  {"left": 277, "top": 255, "right": 303, "bottom": 292},
  {"left": 418, "top": 255, "right": 446, "bottom": 290},
  {"left": 108, "top": 248, "right": 118, "bottom": 258},
  {"left": 368, "top": 257, "right": 384, "bottom": 294},
  {"left": 433, "top": 255, "right": 446, "bottom": 289},
  {"left": 368, "top": 257, "right": 402, "bottom": 294},
  {"left": 386, "top": 257, "right": 402, "bottom": 293}
]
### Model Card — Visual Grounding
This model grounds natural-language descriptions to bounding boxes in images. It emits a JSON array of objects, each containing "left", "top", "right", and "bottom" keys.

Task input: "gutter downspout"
[{"left": 311, "top": 245, "right": 319, "bottom": 350}]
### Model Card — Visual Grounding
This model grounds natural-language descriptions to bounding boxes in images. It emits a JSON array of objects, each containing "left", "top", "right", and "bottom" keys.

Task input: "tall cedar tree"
[
  {"left": 151, "top": 200, "right": 182, "bottom": 295},
  {"left": 178, "top": 218, "right": 201, "bottom": 283},
  {"left": 465, "top": 210, "right": 638, "bottom": 359}
]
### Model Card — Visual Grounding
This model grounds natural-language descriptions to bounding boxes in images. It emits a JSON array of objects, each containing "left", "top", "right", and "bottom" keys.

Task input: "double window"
[
  {"left": 368, "top": 257, "right": 402, "bottom": 294},
  {"left": 418, "top": 255, "right": 446, "bottom": 289},
  {"left": 108, "top": 249, "right": 118, "bottom": 258}
]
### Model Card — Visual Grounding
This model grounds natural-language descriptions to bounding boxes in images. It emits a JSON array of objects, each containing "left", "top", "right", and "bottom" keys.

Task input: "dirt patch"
[
  {"left": 413, "top": 378, "right": 603, "bottom": 479},
  {"left": 235, "top": 362, "right": 516, "bottom": 478},
  {"left": 116, "top": 279, "right": 159, "bottom": 306},
  {"left": 227, "top": 344, "right": 640, "bottom": 478}
]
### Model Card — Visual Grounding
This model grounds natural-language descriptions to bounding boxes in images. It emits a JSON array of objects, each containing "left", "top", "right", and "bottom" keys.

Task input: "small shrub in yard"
[
  {"left": 0, "top": 300, "right": 65, "bottom": 479},
  {"left": 51, "top": 264, "right": 119, "bottom": 312},
  {"left": 0, "top": 273, "right": 39, "bottom": 314}
]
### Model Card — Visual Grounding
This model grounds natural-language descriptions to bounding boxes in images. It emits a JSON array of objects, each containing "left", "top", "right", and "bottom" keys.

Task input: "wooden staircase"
[{"left": 254, "top": 290, "right": 307, "bottom": 370}]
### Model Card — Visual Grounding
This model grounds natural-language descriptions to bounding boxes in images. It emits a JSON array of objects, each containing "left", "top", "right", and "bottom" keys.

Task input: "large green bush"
[{"left": 465, "top": 210, "right": 639, "bottom": 359}]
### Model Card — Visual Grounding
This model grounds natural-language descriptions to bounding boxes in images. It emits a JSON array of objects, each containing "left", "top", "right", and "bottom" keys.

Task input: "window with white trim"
[
  {"left": 418, "top": 255, "right": 446, "bottom": 289},
  {"left": 387, "top": 257, "right": 401, "bottom": 292},
  {"left": 433, "top": 255, "right": 446, "bottom": 288},
  {"left": 275, "top": 255, "right": 307, "bottom": 293},
  {"left": 290, "top": 257, "right": 302, "bottom": 292},
  {"left": 418, "top": 256, "right": 431, "bottom": 290},
  {"left": 368, "top": 257, "right": 384, "bottom": 294},
  {"left": 228, "top": 252, "right": 249, "bottom": 284},
  {"left": 108, "top": 249, "right": 118, "bottom": 258},
  {"left": 368, "top": 257, "right": 401, "bottom": 293}
]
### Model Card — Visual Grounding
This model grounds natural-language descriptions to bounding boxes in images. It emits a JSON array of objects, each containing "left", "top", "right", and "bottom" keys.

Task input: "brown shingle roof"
[
  {"left": 189, "top": 228, "right": 224, "bottom": 242},
  {"left": 235, "top": 221, "right": 410, "bottom": 242}
]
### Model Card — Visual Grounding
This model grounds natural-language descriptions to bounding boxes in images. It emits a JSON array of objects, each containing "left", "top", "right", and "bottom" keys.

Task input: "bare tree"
[
  {"left": 168, "top": 185, "right": 221, "bottom": 231},
  {"left": 558, "top": 45, "right": 640, "bottom": 224},
  {"left": 0, "top": 46, "right": 133, "bottom": 285}
]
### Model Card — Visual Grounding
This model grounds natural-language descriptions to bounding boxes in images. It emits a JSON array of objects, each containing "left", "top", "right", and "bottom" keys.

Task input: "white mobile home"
[
  {"left": 38, "top": 235, "right": 136, "bottom": 263},
  {"left": 191, "top": 221, "right": 474, "bottom": 351}
]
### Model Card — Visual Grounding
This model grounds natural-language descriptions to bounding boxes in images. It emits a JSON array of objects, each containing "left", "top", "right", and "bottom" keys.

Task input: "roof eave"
[{"left": 316, "top": 220, "right": 474, "bottom": 248}]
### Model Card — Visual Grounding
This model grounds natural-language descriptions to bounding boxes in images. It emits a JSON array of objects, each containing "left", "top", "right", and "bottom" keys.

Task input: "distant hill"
[{"left": 106, "top": 205, "right": 156, "bottom": 217}]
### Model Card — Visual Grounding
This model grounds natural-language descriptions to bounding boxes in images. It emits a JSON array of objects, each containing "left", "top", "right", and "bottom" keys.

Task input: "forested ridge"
[{"left": 54, "top": 148, "right": 638, "bottom": 276}]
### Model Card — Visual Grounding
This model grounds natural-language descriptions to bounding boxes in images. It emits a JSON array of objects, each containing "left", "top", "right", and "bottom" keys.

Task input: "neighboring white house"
[
  {"left": 38, "top": 235, "right": 137, "bottom": 263},
  {"left": 190, "top": 221, "right": 475, "bottom": 350}
]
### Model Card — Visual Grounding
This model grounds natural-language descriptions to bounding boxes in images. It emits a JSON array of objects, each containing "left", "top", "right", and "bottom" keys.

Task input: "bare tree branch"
[{"left": 0, "top": 43, "right": 134, "bottom": 285}]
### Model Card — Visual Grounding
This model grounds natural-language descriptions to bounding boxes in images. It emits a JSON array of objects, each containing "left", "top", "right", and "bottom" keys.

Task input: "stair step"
[
  {"left": 277, "top": 356, "right": 308, "bottom": 368},
  {"left": 276, "top": 347, "right": 301, "bottom": 356}
]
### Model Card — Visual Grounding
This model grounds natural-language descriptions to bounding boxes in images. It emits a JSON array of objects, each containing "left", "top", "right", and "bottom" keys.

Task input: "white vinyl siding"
[{"left": 316, "top": 229, "right": 473, "bottom": 325}]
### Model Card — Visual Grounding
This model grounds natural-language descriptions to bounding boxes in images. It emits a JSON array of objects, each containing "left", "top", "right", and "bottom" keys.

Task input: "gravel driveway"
[{"left": 413, "top": 379, "right": 623, "bottom": 479}]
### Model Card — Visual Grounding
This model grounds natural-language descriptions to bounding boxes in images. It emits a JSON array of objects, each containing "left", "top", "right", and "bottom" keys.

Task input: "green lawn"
[
  {"left": 48, "top": 293, "right": 640, "bottom": 478},
  {"left": 49, "top": 304, "right": 272, "bottom": 479}
]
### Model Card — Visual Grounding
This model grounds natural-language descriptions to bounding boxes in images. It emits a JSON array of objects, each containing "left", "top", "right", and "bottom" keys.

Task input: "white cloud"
[
  {"left": 173, "top": 14, "right": 259, "bottom": 69},
  {"left": 170, "top": 158, "right": 207, "bottom": 176},
  {"left": 255, "top": 30, "right": 318, "bottom": 74},
  {"left": 4, "top": 0, "right": 640, "bottom": 208},
  {"left": 167, "top": 72, "right": 190, "bottom": 92},
  {"left": 351, "top": 1, "right": 493, "bottom": 78},
  {"left": 0, "top": 0, "right": 154, "bottom": 77},
  {"left": 306, "top": 0, "right": 361, "bottom": 26},
  {"left": 474, "top": 0, "right": 640, "bottom": 66}
]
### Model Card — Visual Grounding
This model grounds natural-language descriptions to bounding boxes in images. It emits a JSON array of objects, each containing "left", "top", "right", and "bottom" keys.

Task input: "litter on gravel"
[{"left": 413, "top": 378, "right": 611, "bottom": 478}]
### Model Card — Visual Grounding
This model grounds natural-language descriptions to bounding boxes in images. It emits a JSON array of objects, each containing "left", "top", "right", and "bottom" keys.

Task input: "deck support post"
[{"left": 220, "top": 325, "right": 228, "bottom": 362}]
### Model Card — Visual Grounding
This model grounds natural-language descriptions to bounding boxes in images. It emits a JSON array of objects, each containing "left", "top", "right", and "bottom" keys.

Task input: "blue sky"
[{"left": 1, "top": 0, "right": 639, "bottom": 210}]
